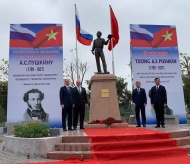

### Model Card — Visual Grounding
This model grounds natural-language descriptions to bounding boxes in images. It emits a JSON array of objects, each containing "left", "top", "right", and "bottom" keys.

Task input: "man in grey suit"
[
  {"left": 59, "top": 78, "right": 75, "bottom": 131},
  {"left": 150, "top": 78, "right": 167, "bottom": 128},
  {"left": 132, "top": 81, "right": 147, "bottom": 127},
  {"left": 73, "top": 79, "right": 88, "bottom": 130}
]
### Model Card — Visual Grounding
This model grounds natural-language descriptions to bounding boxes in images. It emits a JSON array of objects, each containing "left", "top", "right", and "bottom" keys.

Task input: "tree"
[
  {"left": 116, "top": 77, "right": 133, "bottom": 120},
  {"left": 0, "top": 59, "right": 8, "bottom": 81},
  {"left": 116, "top": 77, "right": 131, "bottom": 107},
  {"left": 180, "top": 53, "right": 190, "bottom": 113},
  {"left": 0, "top": 104, "right": 6, "bottom": 123},
  {"left": 64, "top": 59, "right": 88, "bottom": 87},
  {"left": 0, "top": 59, "right": 9, "bottom": 122}
]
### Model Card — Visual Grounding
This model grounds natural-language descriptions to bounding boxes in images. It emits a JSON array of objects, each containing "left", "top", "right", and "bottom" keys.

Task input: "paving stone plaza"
[{"left": 0, "top": 124, "right": 190, "bottom": 163}]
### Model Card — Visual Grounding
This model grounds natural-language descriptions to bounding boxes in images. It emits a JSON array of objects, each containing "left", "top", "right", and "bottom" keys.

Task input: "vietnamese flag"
[
  {"left": 152, "top": 27, "right": 178, "bottom": 48},
  {"left": 33, "top": 26, "right": 62, "bottom": 48},
  {"left": 108, "top": 6, "right": 119, "bottom": 51}
]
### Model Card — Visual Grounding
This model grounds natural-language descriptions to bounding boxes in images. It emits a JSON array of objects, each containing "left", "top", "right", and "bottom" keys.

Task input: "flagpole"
[
  {"left": 111, "top": 36, "right": 115, "bottom": 75},
  {"left": 109, "top": 5, "right": 115, "bottom": 75},
  {"left": 74, "top": 4, "right": 79, "bottom": 80}
]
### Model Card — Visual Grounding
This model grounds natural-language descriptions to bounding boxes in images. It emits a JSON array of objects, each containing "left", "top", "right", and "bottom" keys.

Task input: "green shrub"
[
  {"left": 0, "top": 105, "right": 6, "bottom": 123},
  {"left": 14, "top": 121, "right": 50, "bottom": 138},
  {"left": 85, "top": 106, "right": 90, "bottom": 122},
  {"left": 0, "top": 122, "right": 5, "bottom": 127}
]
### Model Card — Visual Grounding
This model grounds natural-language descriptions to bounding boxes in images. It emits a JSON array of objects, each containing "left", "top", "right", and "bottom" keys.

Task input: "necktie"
[
  {"left": 138, "top": 88, "right": 140, "bottom": 94},
  {"left": 30, "top": 110, "right": 41, "bottom": 117},
  {"left": 156, "top": 86, "right": 159, "bottom": 91},
  {"left": 78, "top": 87, "right": 81, "bottom": 93},
  {"left": 67, "top": 87, "right": 70, "bottom": 93}
]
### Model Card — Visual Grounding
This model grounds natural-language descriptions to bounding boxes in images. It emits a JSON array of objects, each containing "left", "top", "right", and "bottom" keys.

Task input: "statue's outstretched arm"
[{"left": 104, "top": 34, "right": 112, "bottom": 45}]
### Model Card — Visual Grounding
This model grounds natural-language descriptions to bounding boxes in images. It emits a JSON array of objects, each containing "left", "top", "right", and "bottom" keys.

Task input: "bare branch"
[{"left": 64, "top": 59, "right": 88, "bottom": 87}]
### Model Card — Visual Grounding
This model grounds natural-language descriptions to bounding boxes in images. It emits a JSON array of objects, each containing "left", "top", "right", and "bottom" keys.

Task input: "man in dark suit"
[
  {"left": 132, "top": 81, "right": 147, "bottom": 127},
  {"left": 59, "top": 78, "right": 74, "bottom": 131},
  {"left": 150, "top": 78, "right": 167, "bottom": 128},
  {"left": 73, "top": 79, "right": 88, "bottom": 130}
]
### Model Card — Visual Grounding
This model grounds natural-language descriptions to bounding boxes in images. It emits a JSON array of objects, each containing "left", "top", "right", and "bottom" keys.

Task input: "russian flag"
[
  {"left": 75, "top": 7, "right": 93, "bottom": 46},
  {"left": 10, "top": 25, "right": 36, "bottom": 48},
  {"left": 130, "top": 25, "right": 153, "bottom": 47}
]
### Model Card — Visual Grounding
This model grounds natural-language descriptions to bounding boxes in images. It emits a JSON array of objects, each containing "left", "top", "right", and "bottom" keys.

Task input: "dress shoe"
[
  {"left": 136, "top": 125, "right": 141, "bottom": 127},
  {"left": 162, "top": 125, "right": 165, "bottom": 128},
  {"left": 73, "top": 127, "right": 77, "bottom": 130},
  {"left": 155, "top": 126, "right": 160, "bottom": 128},
  {"left": 63, "top": 129, "right": 67, "bottom": 131},
  {"left": 80, "top": 127, "right": 85, "bottom": 129},
  {"left": 143, "top": 125, "right": 146, "bottom": 127},
  {"left": 68, "top": 128, "right": 73, "bottom": 131}
]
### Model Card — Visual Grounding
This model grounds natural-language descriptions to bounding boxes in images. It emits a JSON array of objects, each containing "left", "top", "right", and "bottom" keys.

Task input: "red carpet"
[
  {"left": 83, "top": 127, "right": 190, "bottom": 164},
  {"left": 26, "top": 127, "right": 190, "bottom": 164}
]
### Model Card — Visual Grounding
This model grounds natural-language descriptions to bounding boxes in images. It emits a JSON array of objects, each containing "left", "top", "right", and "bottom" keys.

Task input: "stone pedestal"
[
  {"left": 89, "top": 74, "right": 121, "bottom": 122},
  {"left": 4, "top": 135, "right": 62, "bottom": 158},
  {"left": 164, "top": 115, "right": 179, "bottom": 124},
  {"left": 0, "top": 127, "right": 7, "bottom": 134}
]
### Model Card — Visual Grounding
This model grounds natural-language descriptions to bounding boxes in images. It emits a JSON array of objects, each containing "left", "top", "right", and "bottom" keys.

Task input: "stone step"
[
  {"left": 175, "top": 136, "right": 190, "bottom": 146},
  {"left": 180, "top": 145, "right": 190, "bottom": 153},
  {"left": 58, "top": 137, "right": 190, "bottom": 151},
  {"left": 47, "top": 129, "right": 190, "bottom": 160},
  {"left": 62, "top": 136, "right": 89, "bottom": 143},
  {"left": 55, "top": 143, "right": 91, "bottom": 151},
  {"left": 47, "top": 151, "right": 92, "bottom": 160},
  {"left": 170, "top": 130, "right": 189, "bottom": 138}
]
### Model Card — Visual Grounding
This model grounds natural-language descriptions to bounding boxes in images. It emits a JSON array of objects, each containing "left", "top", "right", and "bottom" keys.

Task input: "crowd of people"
[
  {"left": 60, "top": 77, "right": 167, "bottom": 131},
  {"left": 23, "top": 77, "right": 167, "bottom": 130}
]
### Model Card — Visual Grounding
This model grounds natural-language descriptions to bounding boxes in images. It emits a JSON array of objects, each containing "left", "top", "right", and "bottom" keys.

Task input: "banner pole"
[
  {"left": 109, "top": 5, "right": 115, "bottom": 75},
  {"left": 74, "top": 4, "right": 79, "bottom": 80},
  {"left": 130, "top": 47, "right": 133, "bottom": 90},
  {"left": 130, "top": 46, "right": 134, "bottom": 117}
]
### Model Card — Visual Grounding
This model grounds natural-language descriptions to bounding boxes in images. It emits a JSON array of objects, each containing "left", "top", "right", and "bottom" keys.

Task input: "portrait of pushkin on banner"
[{"left": 23, "top": 89, "right": 49, "bottom": 122}]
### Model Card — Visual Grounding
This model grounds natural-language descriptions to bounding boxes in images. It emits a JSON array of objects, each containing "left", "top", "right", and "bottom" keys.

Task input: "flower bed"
[
  {"left": 89, "top": 117, "right": 124, "bottom": 126},
  {"left": 4, "top": 121, "right": 61, "bottom": 158},
  {"left": 14, "top": 121, "right": 50, "bottom": 138}
]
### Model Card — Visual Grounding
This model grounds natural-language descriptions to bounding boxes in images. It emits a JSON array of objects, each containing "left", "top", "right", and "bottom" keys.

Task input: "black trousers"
[
  {"left": 73, "top": 106, "right": 85, "bottom": 128},
  {"left": 135, "top": 105, "right": 146, "bottom": 126},
  {"left": 62, "top": 105, "right": 72, "bottom": 129},
  {"left": 95, "top": 49, "right": 107, "bottom": 73},
  {"left": 154, "top": 104, "right": 165, "bottom": 126}
]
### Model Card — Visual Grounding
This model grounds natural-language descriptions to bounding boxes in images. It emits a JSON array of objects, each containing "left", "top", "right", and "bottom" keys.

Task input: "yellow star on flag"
[
  {"left": 162, "top": 31, "right": 173, "bottom": 41},
  {"left": 46, "top": 30, "right": 58, "bottom": 41}
]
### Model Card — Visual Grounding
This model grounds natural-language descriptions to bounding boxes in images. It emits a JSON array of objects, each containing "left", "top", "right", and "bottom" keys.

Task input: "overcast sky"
[{"left": 0, "top": 0, "right": 190, "bottom": 90}]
